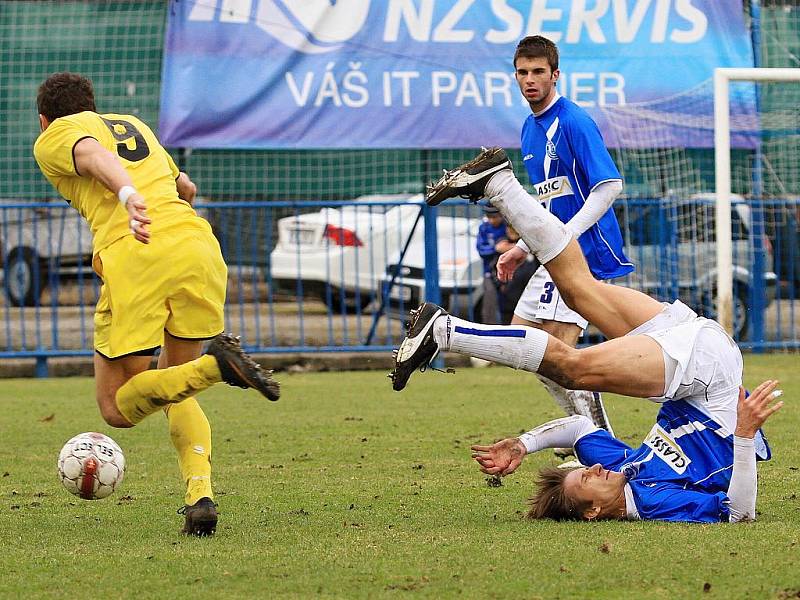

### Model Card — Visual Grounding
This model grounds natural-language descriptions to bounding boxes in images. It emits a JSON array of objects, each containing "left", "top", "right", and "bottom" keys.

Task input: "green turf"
[{"left": 1, "top": 354, "right": 798, "bottom": 599}]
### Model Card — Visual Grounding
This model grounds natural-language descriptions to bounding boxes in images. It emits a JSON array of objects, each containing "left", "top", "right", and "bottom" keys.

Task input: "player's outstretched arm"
[
  {"left": 73, "top": 138, "right": 151, "bottom": 243},
  {"left": 728, "top": 380, "right": 783, "bottom": 522},
  {"left": 564, "top": 180, "right": 623, "bottom": 237},
  {"left": 471, "top": 415, "right": 597, "bottom": 476}
]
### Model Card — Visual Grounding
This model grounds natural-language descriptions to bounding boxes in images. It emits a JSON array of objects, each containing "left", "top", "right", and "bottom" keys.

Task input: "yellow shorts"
[{"left": 93, "top": 222, "right": 227, "bottom": 359}]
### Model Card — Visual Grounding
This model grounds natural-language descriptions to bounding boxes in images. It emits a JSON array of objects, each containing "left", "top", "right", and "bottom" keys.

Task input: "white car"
[
  {"left": 0, "top": 199, "right": 94, "bottom": 306},
  {"left": 269, "top": 194, "right": 486, "bottom": 313},
  {"left": 269, "top": 194, "right": 424, "bottom": 311}
]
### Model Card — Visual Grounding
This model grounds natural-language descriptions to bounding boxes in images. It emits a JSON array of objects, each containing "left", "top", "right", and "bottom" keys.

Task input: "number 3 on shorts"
[{"left": 539, "top": 281, "right": 555, "bottom": 304}]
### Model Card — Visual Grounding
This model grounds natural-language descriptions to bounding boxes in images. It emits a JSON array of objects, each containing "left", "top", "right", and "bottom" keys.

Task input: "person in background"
[
  {"left": 495, "top": 224, "right": 538, "bottom": 325},
  {"left": 476, "top": 205, "right": 506, "bottom": 324}
]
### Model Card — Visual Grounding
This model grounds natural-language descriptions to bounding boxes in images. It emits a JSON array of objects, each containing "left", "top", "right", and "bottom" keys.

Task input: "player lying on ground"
[
  {"left": 34, "top": 73, "right": 280, "bottom": 536},
  {"left": 472, "top": 381, "right": 779, "bottom": 522},
  {"left": 389, "top": 147, "right": 781, "bottom": 522}
]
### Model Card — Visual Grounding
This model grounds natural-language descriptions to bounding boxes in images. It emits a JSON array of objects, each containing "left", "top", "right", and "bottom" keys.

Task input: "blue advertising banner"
[{"left": 159, "top": 0, "right": 754, "bottom": 149}]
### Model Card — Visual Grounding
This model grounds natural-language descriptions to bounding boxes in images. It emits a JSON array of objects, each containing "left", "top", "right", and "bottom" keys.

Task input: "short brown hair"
[
  {"left": 513, "top": 36, "right": 559, "bottom": 71},
  {"left": 526, "top": 467, "right": 587, "bottom": 521},
  {"left": 37, "top": 72, "right": 96, "bottom": 121}
]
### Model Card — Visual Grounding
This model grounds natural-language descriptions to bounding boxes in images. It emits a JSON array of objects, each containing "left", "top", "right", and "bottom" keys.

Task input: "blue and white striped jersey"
[
  {"left": 574, "top": 400, "right": 771, "bottom": 523},
  {"left": 520, "top": 96, "right": 633, "bottom": 280}
]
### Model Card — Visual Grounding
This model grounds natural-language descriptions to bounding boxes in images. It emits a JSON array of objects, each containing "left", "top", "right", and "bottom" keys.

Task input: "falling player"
[{"left": 392, "top": 146, "right": 779, "bottom": 522}]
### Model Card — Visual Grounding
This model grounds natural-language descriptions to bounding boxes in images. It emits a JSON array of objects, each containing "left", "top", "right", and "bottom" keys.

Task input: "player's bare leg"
[
  {"left": 96, "top": 333, "right": 279, "bottom": 428},
  {"left": 390, "top": 243, "right": 666, "bottom": 393},
  {"left": 537, "top": 333, "right": 666, "bottom": 398},
  {"left": 392, "top": 298, "right": 667, "bottom": 397},
  {"left": 423, "top": 149, "right": 663, "bottom": 338},
  {"left": 394, "top": 149, "right": 667, "bottom": 392},
  {"left": 483, "top": 167, "right": 663, "bottom": 338},
  {"left": 94, "top": 353, "right": 153, "bottom": 427},
  {"left": 159, "top": 333, "right": 217, "bottom": 537}
]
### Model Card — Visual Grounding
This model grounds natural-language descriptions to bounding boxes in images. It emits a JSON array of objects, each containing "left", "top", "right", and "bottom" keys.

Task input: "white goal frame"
[{"left": 714, "top": 67, "right": 800, "bottom": 334}]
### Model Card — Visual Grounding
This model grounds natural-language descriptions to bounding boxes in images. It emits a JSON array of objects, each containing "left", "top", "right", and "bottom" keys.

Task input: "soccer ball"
[{"left": 57, "top": 432, "right": 126, "bottom": 500}]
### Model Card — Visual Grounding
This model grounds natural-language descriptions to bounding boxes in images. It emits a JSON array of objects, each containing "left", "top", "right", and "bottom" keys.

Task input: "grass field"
[{"left": 1, "top": 354, "right": 799, "bottom": 599}]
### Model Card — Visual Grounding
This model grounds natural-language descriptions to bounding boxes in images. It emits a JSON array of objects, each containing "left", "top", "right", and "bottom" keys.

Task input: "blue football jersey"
[
  {"left": 575, "top": 400, "right": 771, "bottom": 523},
  {"left": 520, "top": 96, "right": 633, "bottom": 280}
]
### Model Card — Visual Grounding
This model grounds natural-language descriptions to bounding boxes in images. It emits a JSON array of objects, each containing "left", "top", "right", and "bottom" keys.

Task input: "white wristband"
[{"left": 118, "top": 185, "right": 137, "bottom": 206}]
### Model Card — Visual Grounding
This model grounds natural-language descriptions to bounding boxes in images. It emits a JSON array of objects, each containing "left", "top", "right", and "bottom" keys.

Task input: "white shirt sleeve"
[
  {"left": 728, "top": 436, "right": 758, "bottom": 522},
  {"left": 517, "top": 415, "right": 598, "bottom": 454},
  {"left": 565, "top": 179, "right": 623, "bottom": 237}
]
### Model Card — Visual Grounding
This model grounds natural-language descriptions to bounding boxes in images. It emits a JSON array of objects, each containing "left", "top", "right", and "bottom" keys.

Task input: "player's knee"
[
  {"left": 545, "top": 347, "right": 584, "bottom": 390},
  {"left": 96, "top": 396, "right": 134, "bottom": 428},
  {"left": 101, "top": 410, "right": 134, "bottom": 429}
]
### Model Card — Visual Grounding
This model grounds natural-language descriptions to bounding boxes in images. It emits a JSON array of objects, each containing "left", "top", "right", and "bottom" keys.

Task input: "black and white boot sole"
[
  {"left": 389, "top": 303, "right": 446, "bottom": 391},
  {"left": 425, "top": 147, "right": 512, "bottom": 206}
]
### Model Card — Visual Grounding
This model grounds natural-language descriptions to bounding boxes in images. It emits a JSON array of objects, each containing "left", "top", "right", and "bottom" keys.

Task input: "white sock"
[
  {"left": 433, "top": 315, "right": 548, "bottom": 372},
  {"left": 484, "top": 170, "right": 572, "bottom": 264},
  {"left": 570, "top": 389, "right": 615, "bottom": 436}
]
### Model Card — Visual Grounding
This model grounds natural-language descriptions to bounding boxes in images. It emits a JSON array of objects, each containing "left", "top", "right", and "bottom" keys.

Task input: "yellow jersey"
[{"left": 33, "top": 111, "right": 198, "bottom": 255}]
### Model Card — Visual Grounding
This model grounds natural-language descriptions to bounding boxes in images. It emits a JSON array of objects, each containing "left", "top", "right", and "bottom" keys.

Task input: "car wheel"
[
  {"left": 700, "top": 285, "right": 749, "bottom": 340},
  {"left": 731, "top": 285, "right": 749, "bottom": 340},
  {"left": 323, "top": 287, "right": 372, "bottom": 314},
  {"left": 4, "top": 247, "right": 47, "bottom": 307}
]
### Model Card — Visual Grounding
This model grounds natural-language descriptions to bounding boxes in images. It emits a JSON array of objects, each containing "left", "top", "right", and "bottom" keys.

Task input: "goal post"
[{"left": 714, "top": 67, "right": 800, "bottom": 335}]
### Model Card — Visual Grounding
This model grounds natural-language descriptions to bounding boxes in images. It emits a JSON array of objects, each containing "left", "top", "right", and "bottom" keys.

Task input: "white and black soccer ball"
[{"left": 57, "top": 432, "right": 126, "bottom": 500}]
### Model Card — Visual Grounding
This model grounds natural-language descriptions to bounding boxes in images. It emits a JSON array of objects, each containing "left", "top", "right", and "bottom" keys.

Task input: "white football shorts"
[
  {"left": 513, "top": 265, "right": 588, "bottom": 330},
  {"left": 629, "top": 300, "right": 743, "bottom": 434}
]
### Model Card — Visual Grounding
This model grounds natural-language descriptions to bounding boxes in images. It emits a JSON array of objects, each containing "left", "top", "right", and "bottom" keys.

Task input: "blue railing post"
[
  {"left": 422, "top": 204, "right": 441, "bottom": 306},
  {"left": 422, "top": 203, "right": 443, "bottom": 369},
  {"left": 750, "top": 201, "right": 767, "bottom": 346},
  {"left": 35, "top": 356, "right": 48, "bottom": 378},
  {"left": 749, "top": 0, "right": 766, "bottom": 348}
]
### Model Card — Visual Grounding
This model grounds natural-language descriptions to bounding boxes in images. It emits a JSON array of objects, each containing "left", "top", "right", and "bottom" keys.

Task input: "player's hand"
[
  {"left": 125, "top": 192, "right": 152, "bottom": 244},
  {"left": 496, "top": 246, "right": 528, "bottom": 282},
  {"left": 176, "top": 172, "right": 197, "bottom": 205},
  {"left": 734, "top": 380, "right": 783, "bottom": 439},
  {"left": 471, "top": 438, "right": 526, "bottom": 476}
]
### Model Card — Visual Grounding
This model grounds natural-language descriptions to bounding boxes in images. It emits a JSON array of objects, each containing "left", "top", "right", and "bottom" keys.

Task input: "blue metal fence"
[{"left": 1, "top": 197, "right": 798, "bottom": 375}]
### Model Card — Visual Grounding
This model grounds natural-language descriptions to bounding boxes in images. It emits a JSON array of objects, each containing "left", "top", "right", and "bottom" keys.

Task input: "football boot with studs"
[
  {"left": 426, "top": 146, "right": 512, "bottom": 206},
  {"left": 206, "top": 333, "right": 280, "bottom": 401},
  {"left": 389, "top": 303, "right": 448, "bottom": 391}
]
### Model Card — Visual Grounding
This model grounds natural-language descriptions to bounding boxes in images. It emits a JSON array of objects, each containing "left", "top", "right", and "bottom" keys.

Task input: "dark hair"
[
  {"left": 526, "top": 467, "right": 587, "bottom": 521},
  {"left": 513, "top": 36, "right": 559, "bottom": 71},
  {"left": 37, "top": 72, "right": 96, "bottom": 121}
]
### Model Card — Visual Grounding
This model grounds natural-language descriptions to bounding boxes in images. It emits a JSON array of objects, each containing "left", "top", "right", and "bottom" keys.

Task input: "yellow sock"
[
  {"left": 165, "top": 399, "right": 213, "bottom": 505},
  {"left": 115, "top": 354, "right": 222, "bottom": 425}
]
